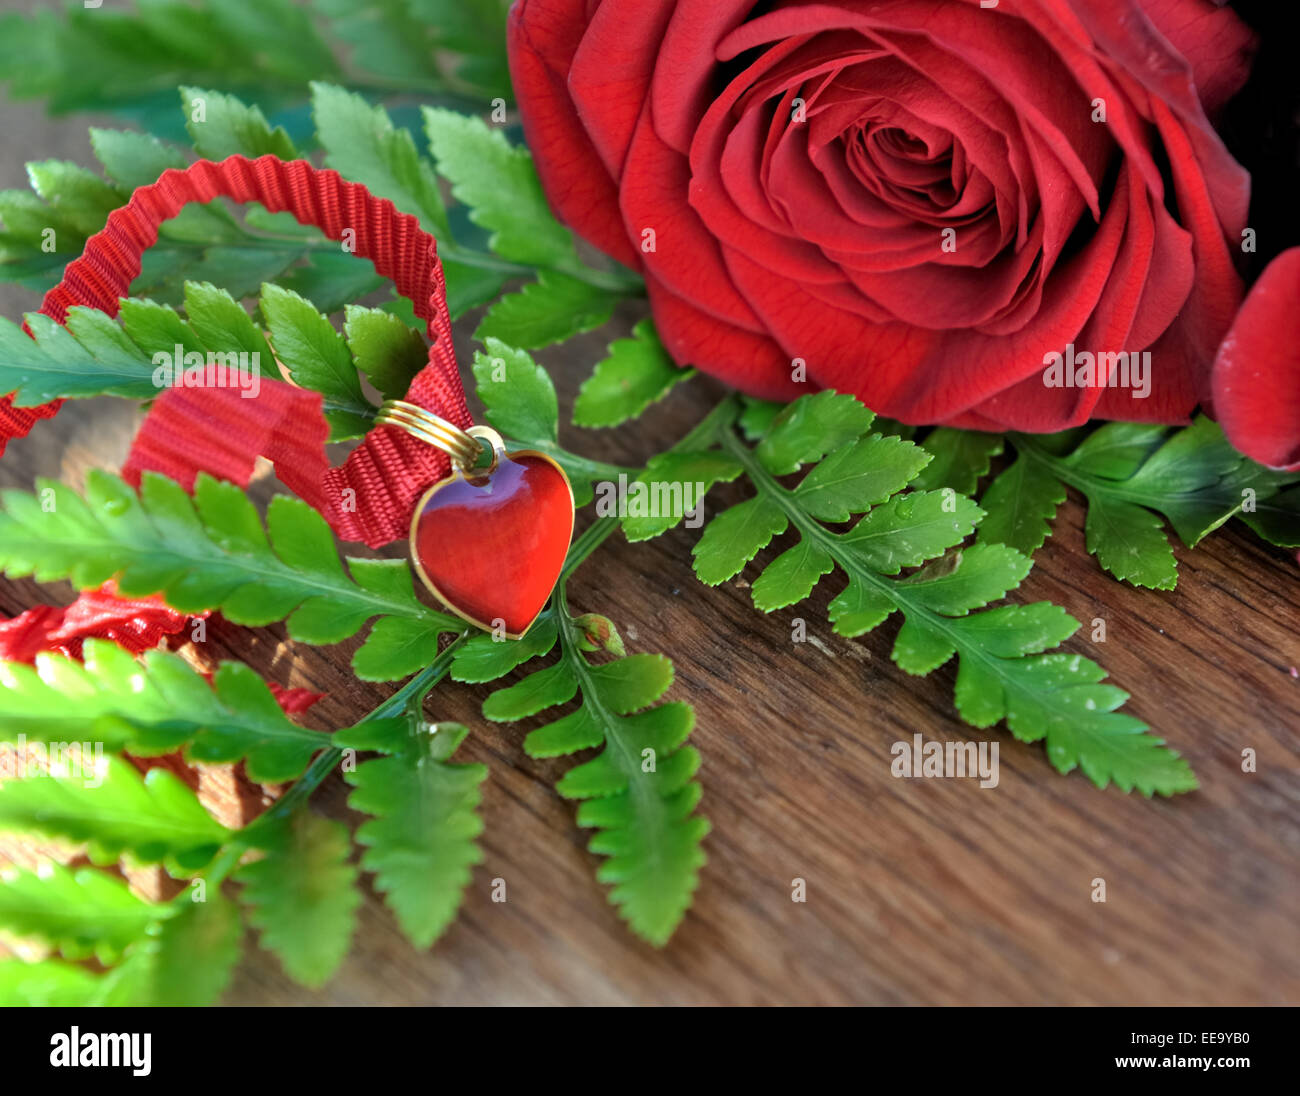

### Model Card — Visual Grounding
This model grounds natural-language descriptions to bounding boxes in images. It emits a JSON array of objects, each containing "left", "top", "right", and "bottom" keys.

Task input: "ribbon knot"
[{"left": 0, "top": 154, "right": 474, "bottom": 548}]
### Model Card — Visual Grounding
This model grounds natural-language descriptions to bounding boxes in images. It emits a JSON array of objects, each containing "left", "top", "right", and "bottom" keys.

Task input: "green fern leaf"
[
  {"left": 756, "top": 389, "right": 877, "bottom": 474},
  {"left": 472, "top": 340, "right": 623, "bottom": 506},
  {"left": 335, "top": 719, "right": 486, "bottom": 950},
  {"left": 1085, "top": 497, "right": 1178, "bottom": 589},
  {"left": 0, "top": 861, "right": 164, "bottom": 963},
  {"left": 0, "top": 308, "right": 161, "bottom": 406},
  {"left": 0, "top": 1, "right": 337, "bottom": 129},
  {"left": 472, "top": 338, "right": 558, "bottom": 443},
  {"left": 182, "top": 85, "right": 297, "bottom": 161},
  {"left": 977, "top": 417, "right": 1288, "bottom": 588},
  {"left": 974, "top": 453, "right": 1066, "bottom": 559},
  {"left": 0, "top": 281, "right": 288, "bottom": 408},
  {"left": 236, "top": 811, "right": 360, "bottom": 988},
  {"left": 276, "top": 251, "right": 389, "bottom": 314},
  {"left": 26, "top": 159, "right": 122, "bottom": 234},
  {"left": 0, "top": 958, "right": 101, "bottom": 1006},
  {"left": 1, "top": 93, "right": 337, "bottom": 303},
  {"left": 483, "top": 605, "right": 707, "bottom": 945},
  {"left": 260, "top": 282, "right": 374, "bottom": 439},
  {"left": 90, "top": 127, "right": 245, "bottom": 251},
  {"left": 344, "top": 303, "right": 428, "bottom": 402},
  {"left": 736, "top": 396, "right": 784, "bottom": 441},
  {"left": 793, "top": 434, "right": 932, "bottom": 522},
  {"left": 619, "top": 449, "right": 744, "bottom": 543},
  {"left": 450, "top": 613, "right": 559, "bottom": 684},
  {"left": 92, "top": 893, "right": 242, "bottom": 1006},
  {"left": 475, "top": 271, "right": 618, "bottom": 351},
  {"left": 692, "top": 497, "right": 787, "bottom": 585},
  {"left": 311, "top": 82, "right": 450, "bottom": 239},
  {"left": 314, "top": 0, "right": 444, "bottom": 94},
  {"left": 1240, "top": 484, "right": 1300, "bottom": 547},
  {"left": 910, "top": 427, "right": 1005, "bottom": 495},
  {"left": 423, "top": 107, "right": 573, "bottom": 267},
  {"left": 0, "top": 639, "right": 331, "bottom": 782},
  {"left": 573, "top": 319, "right": 691, "bottom": 428},
  {"left": 406, "top": 0, "right": 513, "bottom": 100},
  {"left": 751, "top": 540, "right": 835, "bottom": 612},
  {"left": 310, "top": 83, "right": 510, "bottom": 317},
  {"left": 2, "top": 879, "right": 246, "bottom": 1007},
  {"left": 183, "top": 279, "right": 273, "bottom": 356},
  {"left": 482, "top": 660, "right": 577, "bottom": 720},
  {"left": 0, "top": 755, "right": 228, "bottom": 870},
  {"left": 0, "top": 471, "right": 464, "bottom": 681},
  {"left": 641, "top": 393, "right": 1195, "bottom": 795}
]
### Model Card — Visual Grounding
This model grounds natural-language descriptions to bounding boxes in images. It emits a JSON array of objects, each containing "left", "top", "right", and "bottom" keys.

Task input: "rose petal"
[
  {"left": 507, "top": 0, "right": 643, "bottom": 268},
  {"left": 1135, "top": 0, "right": 1257, "bottom": 112},
  {"left": 645, "top": 275, "right": 803, "bottom": 399},
  {"left": 1211, "top": 247, "right": 1300, "bottom": 469}
]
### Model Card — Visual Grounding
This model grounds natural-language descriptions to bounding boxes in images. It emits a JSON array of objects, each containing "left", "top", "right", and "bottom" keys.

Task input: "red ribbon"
[
  {"left": 0, "top": 585, "right": 190, "bottom": 663},
  {"left": 0, "top": 587, "right": 322, "bottom": 715},
  {"left": 0, "top": 155, "right": 473, "bottom": 547}
]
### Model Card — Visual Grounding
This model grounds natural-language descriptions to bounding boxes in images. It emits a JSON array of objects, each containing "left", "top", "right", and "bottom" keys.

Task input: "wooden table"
[{"left": 1, "top": 299, "right": 1297, "bottom": 1004}]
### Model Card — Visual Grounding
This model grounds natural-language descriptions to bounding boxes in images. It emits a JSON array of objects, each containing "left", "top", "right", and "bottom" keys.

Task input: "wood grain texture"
[{"left": 0, "top": 314, "right": 1297, "bottom": 1006}]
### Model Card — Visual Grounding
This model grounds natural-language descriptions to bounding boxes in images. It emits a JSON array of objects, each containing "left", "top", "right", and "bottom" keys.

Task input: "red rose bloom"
[{"left": 508, "top": 0, "right": 1256, "bottom": 433}]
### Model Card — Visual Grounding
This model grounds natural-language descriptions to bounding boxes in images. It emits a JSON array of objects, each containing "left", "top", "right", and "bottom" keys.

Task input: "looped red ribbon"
[{"left": 0, "top": 155, "right": 473, "bottom": 547}]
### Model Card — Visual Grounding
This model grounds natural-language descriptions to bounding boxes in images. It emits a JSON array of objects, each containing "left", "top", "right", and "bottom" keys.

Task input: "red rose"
[{"left": 508, "top": 0, "right": 1256, "bottom": 433}]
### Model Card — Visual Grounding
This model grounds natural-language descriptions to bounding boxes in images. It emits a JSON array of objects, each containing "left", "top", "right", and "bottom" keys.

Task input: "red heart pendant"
[{"left": 409, "top": 444, "right": 574, "bottom": 638}]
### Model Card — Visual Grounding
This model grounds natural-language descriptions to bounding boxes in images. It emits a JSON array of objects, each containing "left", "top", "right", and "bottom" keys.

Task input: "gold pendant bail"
[{"left": 375, "top": 399, "right": 484, "bottom": 472}]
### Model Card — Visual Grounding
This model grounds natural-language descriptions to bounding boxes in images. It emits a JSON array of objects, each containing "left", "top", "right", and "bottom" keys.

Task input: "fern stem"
[
  {"left": 523, "top": 441, "right": 636, "bottom": 484},
  {"left": 555, "top": 396, "right": 741, "bottom": 580},
  {"left": 514, "top": 391, "right": 740, "bottom": 489},
  {"left": 542, "top": 255, "right": 646, "bottom": 296},
  {"left": 553, "top": 580, "right": 675, "bottom": 915},
  {"left": 562, "top": 516, "right": 620, "bottom": 581},
  {"left": 438, "top": 241, "right": 645, "bottom": 294},
  {"left": 715, "top": 420, "right": 1075, "bottom": 748},
  {"left": 674, "top": 392, "right": 741, "bottom": 451},
  {"left": 206, "top": 635, "right": 470, "bottom": 884},
  {"left": 1007, "top": 433, "right": 1196, "bottom": 511}
]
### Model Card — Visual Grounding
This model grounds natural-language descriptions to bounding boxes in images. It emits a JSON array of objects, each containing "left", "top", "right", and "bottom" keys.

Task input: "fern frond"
[
  {"left": 0, "top": 754, "right": 229, "bottom": 871},
  {"left": 0, "top": 958, "right": 102, "bottom": 1006},
  {"left": 0, "top": 869, "right": 241, "bottom": 1006},
  {"left": 922, "top": 416, "right": 1297, "bottom": 588},
  {"left": 334, "top": 717, "right": 486, "bottom": 950},
  {"left": 636, "top": 394, "right": 1196, "bottom": 796},
  {"left": 91, "top": 892, "right": 242, "bottom": 1006},
  {"left": 0, "top": 471, "right": 464, "bottom": 681},
  {"left": 0, "top": 861, "right": 163, "bottom": 964},
  {"left": 0, "top": 1, "right": 339, "bottom": 125},
  {"left": 236, "top": 810, "right": 360, "bottom": 987},
  {"left": 1, "top": 637, "right": 333, "bottom": 781},
  {"left": 478, "top": 601, "right": 707, "bottom": 945}
]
